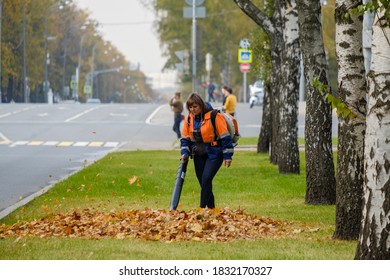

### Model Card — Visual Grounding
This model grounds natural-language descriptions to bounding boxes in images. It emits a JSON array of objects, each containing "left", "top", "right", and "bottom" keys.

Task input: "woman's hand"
[
  {"left": 181, "top": 154, "right": 189, "bottom": 163},
  {"left": 224, "top": 159, "right": 232, "bottom": 167}
]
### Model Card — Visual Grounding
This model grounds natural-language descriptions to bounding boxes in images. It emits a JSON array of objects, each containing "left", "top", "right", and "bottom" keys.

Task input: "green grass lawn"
[
  {"left": 240, "top": 137, "right": 338, "bottom": 146},
  {"left": 0, "top": 143, "right": 355, "bottom": 260}
]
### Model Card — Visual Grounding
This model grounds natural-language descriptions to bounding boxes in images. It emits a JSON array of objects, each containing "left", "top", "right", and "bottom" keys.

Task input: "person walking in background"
[
  {"left": 207, "top": 82, "right": 216, "bottom": 102},
  {"left": 180, "top": 93, "right": 234, "bottom": 209},
  {"left": 222, "top": 86, "right": 237, "bottom": 117},
  {"left": 221, "top": 85, "right": 228, "bottom": 107},
  {"left": 169, "top": 91, "right": 184, "bottom": 139}
]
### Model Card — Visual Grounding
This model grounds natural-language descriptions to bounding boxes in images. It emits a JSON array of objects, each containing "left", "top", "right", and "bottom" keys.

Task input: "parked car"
[
  {"left": 86, "top": 98, "right": 101, "bottom": 104},
  {"left": 249, "top": 81, "right": 264, "bottom": 108}
]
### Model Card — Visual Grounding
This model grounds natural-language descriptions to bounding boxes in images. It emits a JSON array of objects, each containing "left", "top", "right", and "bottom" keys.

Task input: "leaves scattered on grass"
[{"left": 0, "top": 208, "right": 304, "bottom": 242}]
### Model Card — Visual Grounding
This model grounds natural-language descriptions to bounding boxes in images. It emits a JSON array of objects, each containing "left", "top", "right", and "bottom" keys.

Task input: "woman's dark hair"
[
  {"left": 186, "top": 92, "right": 211, "bottom": 113},
  {"left": 222, "top": 85, "right": 232, "bottom": 94}
]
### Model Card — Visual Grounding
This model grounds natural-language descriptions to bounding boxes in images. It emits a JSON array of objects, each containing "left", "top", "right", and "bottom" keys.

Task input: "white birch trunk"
[
  {"left": 356, "top": 7, "right": 390, "bottom": 259},
  {"left": 298, "top": 0, "right": 335, "bottom": 204},
  {"left": 333, "top": 0, "right": 366, "bottom": 239},
  {"left": 278, "top": 0, "right": 300, "bottom": 174}
]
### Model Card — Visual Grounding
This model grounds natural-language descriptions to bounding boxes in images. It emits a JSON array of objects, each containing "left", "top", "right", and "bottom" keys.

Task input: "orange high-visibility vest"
[{"left": 182, "top": 111, "right": 230, "bottom": 144}]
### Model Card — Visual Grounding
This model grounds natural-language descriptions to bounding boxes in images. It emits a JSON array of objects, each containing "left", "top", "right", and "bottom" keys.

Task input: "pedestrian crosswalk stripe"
[
  {"left": 104, "top": 142, "right": 119, "bottom": 148},
  {"left": 73, "top": 141, "right": 89, "bottom": 147},
  {"left": 43, "top": 141, "right": 59, "bottom": 146},
  {"left": 10, "top": 141, "right": 29, "bottom": 147},
  {"left": 0, "top": 140, "right": 120, "bottom": 148},
  {"left": 88, "top": 141, "right": 104, "bottom": 147},
  {"left": 57, "top": 141, "right": 74, "bottom": 147},
  {"left": 28, "top": 141, "right": 45, "bottom": 146}
]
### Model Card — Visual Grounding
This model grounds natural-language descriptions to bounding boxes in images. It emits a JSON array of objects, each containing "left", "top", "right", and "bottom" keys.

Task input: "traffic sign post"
[
  {"left": 240, "top": 65, "right": 249, "bottom": 103},
  {"left": 183, "top": 0, "right": 206, "bottom": 92},
  {"left": 238, "top": 38, "right": 252, "bottom": 103},
  {"left": 239, "top": 63, "right": 250, "bottom": 73},
  {"left": 238, "top": 49, "right": 253, "bottom": 63},
  {"left": 84, "top": 84, "right": 92, "bottom": 95}
]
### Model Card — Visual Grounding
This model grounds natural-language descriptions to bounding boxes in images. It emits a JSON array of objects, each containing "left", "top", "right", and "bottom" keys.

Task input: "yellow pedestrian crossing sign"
[{"left": 238, "top": 49, "right": 252, "bottom": 63}]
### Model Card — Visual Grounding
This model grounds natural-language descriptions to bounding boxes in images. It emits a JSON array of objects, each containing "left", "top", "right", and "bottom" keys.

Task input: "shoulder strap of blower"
[{"left": 210, "top": 109, "right": 218, "bottom": 141}]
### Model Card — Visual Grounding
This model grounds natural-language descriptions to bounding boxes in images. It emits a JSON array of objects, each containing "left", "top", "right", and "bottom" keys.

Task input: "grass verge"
[{"left": 0, "top": 147, "right": 355, "bottom": 260}]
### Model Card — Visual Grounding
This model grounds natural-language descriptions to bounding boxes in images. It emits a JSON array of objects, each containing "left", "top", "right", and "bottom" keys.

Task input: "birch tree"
[
  {"left": 296, "top": 0, "right": 336, "bottom": 203},
  {"left": 355, "top": 4, "right": 390, "bottom": 259},
  {"left": 233, "top": 0, "right": 283, "bottom": 166},
  {"left": 234, "top": 0, "right": 300, "bottom": 174},
  {"left": 278, "top": 0, "right": 300, "bottom": 174},
  {"left": 333, "top": 0, "right": 367, "bottom": 239}
]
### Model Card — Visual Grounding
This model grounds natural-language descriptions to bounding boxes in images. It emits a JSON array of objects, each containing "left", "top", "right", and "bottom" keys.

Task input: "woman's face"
[{"left": 188, "top": 103, "right": 202, "bottom": 115}]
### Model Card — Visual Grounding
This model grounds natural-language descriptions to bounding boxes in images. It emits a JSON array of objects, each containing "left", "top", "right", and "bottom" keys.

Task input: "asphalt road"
[{"left": 0, "top": 103, "right": 174, "bottom": 217}]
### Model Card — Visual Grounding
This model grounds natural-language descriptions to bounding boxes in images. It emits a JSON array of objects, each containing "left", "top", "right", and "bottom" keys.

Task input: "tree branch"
[{"left": 232, "top": 0, "right": 275, "bottom": 37}]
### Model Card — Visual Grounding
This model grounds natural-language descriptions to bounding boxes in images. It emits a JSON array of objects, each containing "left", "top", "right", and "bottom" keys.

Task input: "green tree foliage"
[
  {"left": 146, "top": 0, "right": 258, "bottom": 96},
  {"left": 147, "top": 0, "right": 337, "bottom": 100},
  {"left": 249, "top": 27, "right": 271, "bottom": 83},
  {"left": 1, "top": 0, "right": 153, "bottom": 103},
  {"left": 349, "top": 0, "right": 390, "bottom": 25}
]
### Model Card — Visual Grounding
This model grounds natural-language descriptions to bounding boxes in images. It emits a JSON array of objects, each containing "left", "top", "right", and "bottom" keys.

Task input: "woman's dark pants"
[{"left": 193, "top": 153, "right": 223, "bottom": 208}]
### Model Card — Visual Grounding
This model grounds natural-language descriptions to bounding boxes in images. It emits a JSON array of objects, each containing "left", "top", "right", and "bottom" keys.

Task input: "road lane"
[{"left": 0, "top": 103, "right": 171, "bottom": 217}]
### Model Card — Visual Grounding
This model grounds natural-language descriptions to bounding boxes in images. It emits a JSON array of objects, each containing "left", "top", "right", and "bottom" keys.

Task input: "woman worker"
[{"left": 180, "top": 93, "right": 234, "bottom": 209}]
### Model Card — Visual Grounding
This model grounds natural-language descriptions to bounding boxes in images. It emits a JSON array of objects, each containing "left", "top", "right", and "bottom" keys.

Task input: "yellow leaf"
[
  {"left": 190, "top": 223, "right": 203, "bottom": 233},
  {"left": 128, "top": 176, "right": 138, "bottom": 185}
]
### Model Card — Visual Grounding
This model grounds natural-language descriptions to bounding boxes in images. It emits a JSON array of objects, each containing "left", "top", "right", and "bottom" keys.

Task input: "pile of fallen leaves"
[{"left": 0, "top": 208, "right": 295, "bottom": 242}]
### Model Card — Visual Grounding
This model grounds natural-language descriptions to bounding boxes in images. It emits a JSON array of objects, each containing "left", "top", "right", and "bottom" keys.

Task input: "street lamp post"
[
  {"left": 89, "top": 43, "right": 111, "bottom": 100},
  {"left": 61, "top": 22, "right": 88, "bottom": 101},
  {"left": 76, "top": 33, "right": 88, "bottom": 101},
  {"left": 43, "top": 0, "right": 72, "bottom": 103},
  {"left": 90, "top": 43, "right": 98, "bottom": 99},
  {"left": 23, "top": 0, "right": 27, "bottom": 103},
  {"left": 0, "top": 0, "right": 3, "bottom": 102}
]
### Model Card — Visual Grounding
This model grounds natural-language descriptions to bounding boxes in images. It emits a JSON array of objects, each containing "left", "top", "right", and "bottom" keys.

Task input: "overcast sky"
[{"left": 75, "top": 0, "right": 165, "bottom": 75}]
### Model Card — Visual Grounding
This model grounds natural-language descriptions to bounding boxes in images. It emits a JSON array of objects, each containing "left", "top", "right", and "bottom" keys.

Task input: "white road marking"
[
  {"left": 43, "top": 141, "right": 59, "bottom": 146},
  {"left": 9, "top": 141, "right": 29, "bottom": 147},
  {"left": 145, "top": 104, "right": 165, "bottom": 124},
  {"left": 64, "top": 107, "right": 100, "bottom": 122},
  {"left": 0, "top": 140, "right": 121, "bottom": 148},
  {"left": 0, "top": 113, "right": 11, "bottom": 119},
  {"left": 0, "top": 132, "right": 11, "bottom": 142}
]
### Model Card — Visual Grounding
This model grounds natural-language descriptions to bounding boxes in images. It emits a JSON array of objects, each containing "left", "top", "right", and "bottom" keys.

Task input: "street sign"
[
  {"left": 84, "top": 85, "right": 92, "bottom": 94},
  {"left": 70, "top": 80, "right": 78, "bottom": 90},
  {"left": 240, "top": 38, "right": 250, "bottom": 49},
  {"left": 185, "top": 0, "right": 205, "bottom": 5},
  {"left": 183, "top": 6, "right": 206, "bottom": 18},
  {"left": 175, "top": 50, "right": 189, "bottom": 73},
  {"left": 238, "top": 49, "right": 253, "bottom": 63},
  {"left": 240, "top": 63, "right": 250, "bottom": 73}
]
